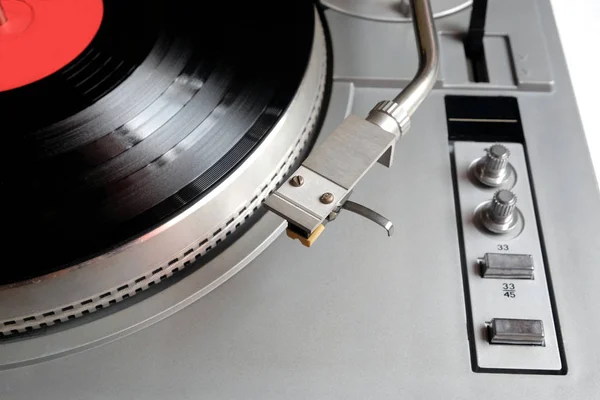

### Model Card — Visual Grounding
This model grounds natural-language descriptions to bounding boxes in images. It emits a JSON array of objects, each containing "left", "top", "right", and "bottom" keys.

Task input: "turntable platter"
[{"left": 0, "top": 1, "right": 322, "bottom": 284}]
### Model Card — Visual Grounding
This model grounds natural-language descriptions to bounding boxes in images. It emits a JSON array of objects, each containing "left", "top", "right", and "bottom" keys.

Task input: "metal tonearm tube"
[
  {"left": 265, "top": 0, "right": 440, "bottom": 246},
  {"left": 366, "top": 0, "right": 440, "bottom": 138},
  {"left": 392, "top": 0, "right": 440, "bottom": 115}
]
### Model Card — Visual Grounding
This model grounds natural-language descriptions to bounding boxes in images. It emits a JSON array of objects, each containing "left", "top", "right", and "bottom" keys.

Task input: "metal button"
[
  {"left": 475, "top": 144, "right": 512, "bottom": 186},
  {"left": 488, "top": 318, "right": 545, "bottom": 346},
  {"left": 478, "top": 253, "right": 534, "bottom": 279}
]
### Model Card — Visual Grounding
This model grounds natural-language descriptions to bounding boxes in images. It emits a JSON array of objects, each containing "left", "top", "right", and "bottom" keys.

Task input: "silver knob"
[
  {"left": 481, "top": 189, "right": 519, "bottom": 233},
  {"left": 475, "top": 144, "right": 511, "bottom": 186},
  {"left": 490, "top": 189, "right": 517, "bottom": 222}
]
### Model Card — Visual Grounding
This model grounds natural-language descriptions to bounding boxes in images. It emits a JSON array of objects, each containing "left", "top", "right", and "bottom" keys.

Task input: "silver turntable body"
[{"left": 2, "top": 1, "right": 600, "bottom": 398}]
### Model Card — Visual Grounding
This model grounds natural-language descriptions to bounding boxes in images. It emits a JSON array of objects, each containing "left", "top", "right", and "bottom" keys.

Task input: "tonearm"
[{"left": 265, "top": 0, "right": 440, "bottom": 246}]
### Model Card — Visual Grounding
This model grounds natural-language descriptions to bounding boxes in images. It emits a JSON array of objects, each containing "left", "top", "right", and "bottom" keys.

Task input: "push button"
[
  {"left": 478, "top": 253, "right": 534, "bottom": 279},
  {"left": 488, "top": 318, "right": 545, "bottom": 346}
]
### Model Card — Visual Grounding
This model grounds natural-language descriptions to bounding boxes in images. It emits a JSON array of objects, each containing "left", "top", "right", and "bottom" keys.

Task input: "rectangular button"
[
  {"left": 488, "top": 318, "right": 545, "bottom": 346},
  {"left": 478, "top": 253, "right": 534, "bottom": 279}
]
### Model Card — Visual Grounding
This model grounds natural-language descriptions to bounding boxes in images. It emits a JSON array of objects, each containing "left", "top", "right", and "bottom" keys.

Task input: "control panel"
[{"left": 452, "top": 141, "right": 564, "bottom": 373}]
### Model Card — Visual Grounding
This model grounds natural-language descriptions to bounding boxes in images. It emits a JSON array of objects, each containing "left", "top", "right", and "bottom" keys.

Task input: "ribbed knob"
[
  {"left": 367, "top": 100, "right": 411, "bottom": 137},
  {"left": 489, "top": 189, "right": 517, "bottom": 224},
  {"left": 475, "top": 144, "right": 511, "bottom": 186},
  {"left": 484, "top": 144, "right": 510, "bottom": 172}
]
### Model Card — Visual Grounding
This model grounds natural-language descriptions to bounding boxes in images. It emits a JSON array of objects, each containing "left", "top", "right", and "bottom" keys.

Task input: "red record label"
[{"left": 0, "top": 0, "right": 104, "bottom": 92}]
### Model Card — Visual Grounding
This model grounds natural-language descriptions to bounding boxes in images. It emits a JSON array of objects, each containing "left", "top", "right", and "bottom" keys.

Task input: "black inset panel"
[{"left": 445, "top": 95, "right": 524, "bottom": 143}]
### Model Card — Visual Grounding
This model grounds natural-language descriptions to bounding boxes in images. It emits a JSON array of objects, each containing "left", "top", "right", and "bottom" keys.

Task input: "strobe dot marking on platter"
[{"left": 0, "top": 0, "right": 104, "bottom": 91}]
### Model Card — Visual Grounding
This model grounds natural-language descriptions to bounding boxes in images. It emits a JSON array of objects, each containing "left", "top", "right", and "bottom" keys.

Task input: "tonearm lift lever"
[{"left": 265, "top": 0, "right": 440, "bottom": 246}]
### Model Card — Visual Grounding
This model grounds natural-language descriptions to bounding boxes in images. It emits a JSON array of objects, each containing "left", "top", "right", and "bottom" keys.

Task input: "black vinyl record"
[{"left": 0, "top": 0, "right": 317, "bottom": 284}]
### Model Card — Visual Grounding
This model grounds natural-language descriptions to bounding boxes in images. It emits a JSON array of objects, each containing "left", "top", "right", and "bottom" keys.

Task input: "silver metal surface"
[
  {"left": 0, "top": 9, "right": 328, "bottom": 336},
  {"left": 474, "top": 144, "right": 512, "bottom": 186},
  {"left": 301, "top": 116, "right": 396, "bottom": 190},
  {"left": 478, "top": 253, "right": 535, "bottom": 280},
  {"left": 476, "top": 202, "right": 523, "bottom": 237},
  {"left": 341, "top": 200, "right": 394, "bottom": 236},
  {"left": 366, "top": 0, "right": 440, "bottom": 135},
  {"left": 480, "top": 189, "right": 519, "bottom": 234},
  {"left": 488, "top": 318, "right": 545, "bottom": 346},
  {"left": 265, "top": 116, "right": 395, "bottom": 234},
  {"left": 453, "top": 142, "right": 561, "bottom": 371},
  {"left": 268, "top": 0, "right": 440, "bottom": 235},
  {"left": 0, "top": 212, "right": 288, "bottom": 368},
  {"left": 390, "top": 0, "right": 440, "bottom": 117},
  {"left": 367, "top": 99, "right": 411, "bottom": 139},
  {"left": 491, "top": 190, "right": 518, "bottom": 222},
  {"left": 328, "top": 1, "right": 552, "bottom": 91},
  {"left": 4, "top": 1, "right": 600, "bottom": 399},
  {"left": 320, "top": 0, "right": 472, "bottom": 22},
  {"left": 266, "top": 165, "right": 347, "bottom": 235}
]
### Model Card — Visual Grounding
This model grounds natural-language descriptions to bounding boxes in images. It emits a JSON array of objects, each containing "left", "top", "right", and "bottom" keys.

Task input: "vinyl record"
[{"left": 0, "top": 0, "right": 317, "bottom": 284}]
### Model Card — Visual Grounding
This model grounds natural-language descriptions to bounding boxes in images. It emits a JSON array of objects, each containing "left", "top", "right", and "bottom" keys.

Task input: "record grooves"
[{"left": 1, "top": 1, "right": 317, "bottom": 284}]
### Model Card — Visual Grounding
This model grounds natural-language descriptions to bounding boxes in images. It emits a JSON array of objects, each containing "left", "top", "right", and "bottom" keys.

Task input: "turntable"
[{"left": 1, "top": 0, "right": 600, "bottom": 399}]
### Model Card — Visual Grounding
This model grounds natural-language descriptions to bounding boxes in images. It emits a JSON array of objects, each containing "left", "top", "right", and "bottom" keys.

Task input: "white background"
[{"left": 551, "top": 0, "right": 600, "bottom": 184}]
